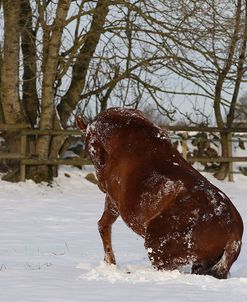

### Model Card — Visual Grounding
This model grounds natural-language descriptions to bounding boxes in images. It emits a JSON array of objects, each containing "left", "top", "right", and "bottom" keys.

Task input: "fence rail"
[
  {"left": 166, "top": 126, "right": 247, "bottom": 133},
  {"left": 0, "top": 126, "right": 86, "bottom": 181},
  {"left": 167, "top": 126, "right": 247, "bottom": 181},
  {"left": 0, "top": 125, "right": 247, "bottom": 181}
]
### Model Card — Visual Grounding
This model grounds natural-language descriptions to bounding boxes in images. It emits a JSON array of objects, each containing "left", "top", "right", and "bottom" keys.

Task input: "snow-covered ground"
[{"left": 0, "top": 166, "right": 246, "bottom": 302}]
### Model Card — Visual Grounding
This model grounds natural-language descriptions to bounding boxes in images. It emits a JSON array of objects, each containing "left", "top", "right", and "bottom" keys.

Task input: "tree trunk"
[
  {"left": 227, "top": 2, "right": 247, "bottom": 128},
  {"left": 214, "top": 77, "right": 228, "bottom": 180},
  {"left": 1, "top": 0, "right": 28, "bottom": 158},
  {"left": 57, "top": 0, "right": 110, "bottom": 127},
  {"left": 213, "top": 0, "right": 242, "bottom": 180},
  {"left": 0, "top": 46, "right": 4, "bottom": 123},
  {"left": 1, "top": 0, "right": 23, "bottom": 124},
  {"left": 46, "top": 0, "right": 111, "bottom": 182},
  {"left": 33, "top": 0, "right": 71, "bottom": 182},
  {"left": 213, "top": 132, "right": 229, "bottom": 180},
  {"left": 20, "top": 0, "right": 39, "bottom": 127}
]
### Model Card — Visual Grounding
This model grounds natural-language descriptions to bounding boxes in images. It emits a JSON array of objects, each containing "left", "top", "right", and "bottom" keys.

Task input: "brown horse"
[{"left": 77, "top": 107, "right": 243, "bottom": 279}]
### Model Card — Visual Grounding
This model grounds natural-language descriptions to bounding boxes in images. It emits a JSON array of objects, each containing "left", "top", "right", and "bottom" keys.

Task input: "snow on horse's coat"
[{"left": 79, "top": 107, "right": 243, "bottom": 279}]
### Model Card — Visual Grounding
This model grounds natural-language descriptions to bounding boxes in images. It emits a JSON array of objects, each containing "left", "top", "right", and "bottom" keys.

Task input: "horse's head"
[{"left": 76, "top": 115, "right": 107, "bottom": 192}]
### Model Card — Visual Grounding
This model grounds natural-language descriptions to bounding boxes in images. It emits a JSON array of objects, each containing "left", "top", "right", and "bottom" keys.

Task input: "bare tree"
[
  {"left": 1, "top": 0, "right": 247, "bottom": 182},
  {"left": 151, "top": 0, "right": 247, "bottom": 179}
]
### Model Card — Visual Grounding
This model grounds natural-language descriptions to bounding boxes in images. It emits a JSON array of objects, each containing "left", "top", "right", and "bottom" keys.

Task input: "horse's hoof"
[{"left": 104, "top": 256, "right": 116, "bottom": 265}]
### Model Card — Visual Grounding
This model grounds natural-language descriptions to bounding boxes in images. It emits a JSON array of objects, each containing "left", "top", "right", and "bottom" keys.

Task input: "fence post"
[
  {"left": 182, "top": 132, "right": 188, "bottom": 160},
  {"left": 227, "top": 131, "right": 234, "bottom": 182},
  {"left": 20, "top": 132, "right": 27, "bottom": 182}
]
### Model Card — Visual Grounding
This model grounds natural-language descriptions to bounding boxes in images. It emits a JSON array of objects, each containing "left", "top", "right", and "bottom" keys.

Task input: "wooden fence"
[
  {"left": 167, "top": 126, "right": 247, "bottom": 181},
  {"left": 0, "top": 125, "right": 86, "bottom": 181},
  {"left": 0, "top": 124, "right": 247, "bottom": 181}
]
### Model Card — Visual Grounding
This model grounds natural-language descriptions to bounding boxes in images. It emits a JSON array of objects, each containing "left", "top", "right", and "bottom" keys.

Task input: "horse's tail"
[{"left": 207, "top": 237, "right": 242, "bottom": 279}]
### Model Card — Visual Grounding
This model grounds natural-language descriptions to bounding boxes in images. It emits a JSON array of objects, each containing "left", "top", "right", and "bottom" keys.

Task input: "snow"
[{"left": 0, "top": 166, "right": 247, "bottom": 301}]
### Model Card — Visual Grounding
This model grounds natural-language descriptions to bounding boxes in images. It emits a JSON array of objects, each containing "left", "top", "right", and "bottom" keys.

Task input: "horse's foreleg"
[{"left": 98, "top": 195, "right": 119, "bottom": 265}]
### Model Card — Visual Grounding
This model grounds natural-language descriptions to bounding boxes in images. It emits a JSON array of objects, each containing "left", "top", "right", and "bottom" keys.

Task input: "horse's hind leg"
[
  {"left": 192, "top": 238, "right": 242, "bottom": 279},
  {"left": 98, "top": 194, "right": 119, "bottom": 265},
  {"left": 207, "top": 239, "right": 242, "bottom": 279}
]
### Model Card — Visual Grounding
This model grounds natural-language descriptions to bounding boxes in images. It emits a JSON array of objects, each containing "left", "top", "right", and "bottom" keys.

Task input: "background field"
[{"left": 0, "top": 166, "right": 246, "bottom": 302}]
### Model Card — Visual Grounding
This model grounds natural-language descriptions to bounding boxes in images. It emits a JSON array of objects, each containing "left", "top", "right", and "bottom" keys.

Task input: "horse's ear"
[{"left": 75, "top": 116, "right": 87, "bottom": 130}]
